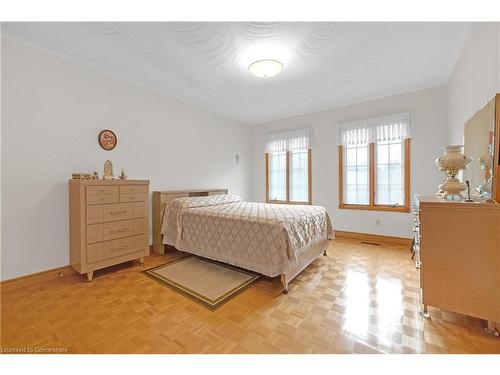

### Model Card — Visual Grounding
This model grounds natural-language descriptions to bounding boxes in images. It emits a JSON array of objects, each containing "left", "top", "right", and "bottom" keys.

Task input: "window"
[
  {"left": 289, "top": 149, "right": 309, "bottom": 202},
  {"left": 338, "top": 113, "right": 412, "bottom": 212},
  {"left": 344, "top": 143, "right": 369, "bottom": 205},
  {"left": 375, "top": 140, "right": 405, "bottom": 205},
  {"left": 265, "top": 128, "right": 313, "bottom": 204},
  {"left": 266, "top": 149, "right": 311, "bottom": 204},
  {"left": 268, "top": 151, "right": 287, "bottom": 201}
]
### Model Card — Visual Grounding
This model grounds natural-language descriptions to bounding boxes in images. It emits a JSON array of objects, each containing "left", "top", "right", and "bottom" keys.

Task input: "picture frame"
[{"left": 98, "top": 129, "right": 117, "bottom": 151}]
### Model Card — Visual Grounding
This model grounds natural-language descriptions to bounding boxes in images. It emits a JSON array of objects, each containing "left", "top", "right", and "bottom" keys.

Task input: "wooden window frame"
[
  {"left": 266, "top": 149, "right": 312, "bottom": 205},
  {"left": 338, "top": 139, "right": 411, "bottom": 212}
]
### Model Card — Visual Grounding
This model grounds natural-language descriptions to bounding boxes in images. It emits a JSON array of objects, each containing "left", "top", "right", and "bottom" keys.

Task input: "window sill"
[
  {"left": 267, "top": 200, "right": 312, "bottom": 205},
  {"left": 338, "top": 204, "right": 410, "bottom": 213}
]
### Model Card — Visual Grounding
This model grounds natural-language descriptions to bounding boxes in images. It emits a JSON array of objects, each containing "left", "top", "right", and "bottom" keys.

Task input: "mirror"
[{"left": 464, "top": 96, "right": 497, "bottom": 199}]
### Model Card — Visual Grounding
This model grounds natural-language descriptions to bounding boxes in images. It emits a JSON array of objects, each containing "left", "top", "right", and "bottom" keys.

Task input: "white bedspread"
[{"left": 161, "top": 195, "right": 333, "bottom": 277}]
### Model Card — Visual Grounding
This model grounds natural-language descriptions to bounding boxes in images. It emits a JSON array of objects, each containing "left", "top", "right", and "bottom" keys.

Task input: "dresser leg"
[
  {"left": 139, "top": 257, "right": 144, "bottom": 266},
  {"left": 86, "top": 271, "right": 94, "bottom": 282},
  {"left": 485, "top": 321, "right": 500, "bottom": 336},
  {"left": 420, "top": 305, "right": 430, "bottom": 319}
]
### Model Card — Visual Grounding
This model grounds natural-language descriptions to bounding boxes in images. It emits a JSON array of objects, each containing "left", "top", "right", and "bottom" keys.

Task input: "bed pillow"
[{"left": 186, "top": 194, "right": 242, "bottom": 208}]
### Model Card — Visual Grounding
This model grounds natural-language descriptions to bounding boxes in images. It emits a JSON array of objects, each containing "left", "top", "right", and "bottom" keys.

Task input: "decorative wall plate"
[{"left": 98, "top": 130, "right": 117, "bottom": 151}]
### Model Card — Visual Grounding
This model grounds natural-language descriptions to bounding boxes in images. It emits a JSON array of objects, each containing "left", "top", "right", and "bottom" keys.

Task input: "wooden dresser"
[
  {"left": 413, "top": 195, "right": 500, "bottom": 333},
  {"left": 69, "top": 179, "right": 150, "bottom": 281}
]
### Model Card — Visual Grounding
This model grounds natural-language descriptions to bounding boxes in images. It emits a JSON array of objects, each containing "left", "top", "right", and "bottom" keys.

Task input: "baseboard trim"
[
  {"left": 1, "top": 245, "right": 157, "bottom": 288},
  {"left": 1, "top": 265, "right": 77, "bottom": 291},
  {"left": 334, "top": 230, "right": 412, "bottom": 247}
]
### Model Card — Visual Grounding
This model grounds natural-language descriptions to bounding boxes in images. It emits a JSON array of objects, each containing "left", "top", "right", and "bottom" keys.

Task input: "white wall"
[
  {"left": 448, "top": 23, "right": 500, "bottom": 144},
  {"left": 1, "top": 37, "right": 251, "bottom": 280},
  {"left": 251, "top": 86, "right": 448, "bottom": 238},
  {"left": 3, "top": 24, "right": 498, "bottom": 280}
]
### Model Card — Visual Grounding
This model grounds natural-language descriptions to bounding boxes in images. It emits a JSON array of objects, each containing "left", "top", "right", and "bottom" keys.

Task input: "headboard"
[{"left": 152, "top": 188, "right": 228, "bottom": 254}]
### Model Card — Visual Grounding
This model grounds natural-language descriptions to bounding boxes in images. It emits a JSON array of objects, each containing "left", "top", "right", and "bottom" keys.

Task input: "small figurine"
[
  {"left": 71, "top": 173, "right": 91, "bottom": 180},
  {"left": 119, "top": 168, "right": 127, "bottom": 180},
  {"left": 92, "top": 171, "right": 99, "bottom": 180},
  {"left": 103, "top": 160, "right": 114, "bottom": 180}
]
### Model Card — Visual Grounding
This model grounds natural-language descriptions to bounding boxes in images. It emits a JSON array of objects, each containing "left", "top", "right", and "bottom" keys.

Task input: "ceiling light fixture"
[{"left": 248, "top": 59, "right": 283, "bottom": 78}]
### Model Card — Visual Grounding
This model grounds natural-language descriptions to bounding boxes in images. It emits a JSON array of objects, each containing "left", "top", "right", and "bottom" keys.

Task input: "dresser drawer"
[
  {"left": 87, "top": 186, "right": 119, "bottom": 195},
  {"left": 133, "top": 218, "right": 147, "bottom": 235},
  {"left": 133, "top": 201, "right": 147, "bottom": 218},
  {"left": 87, "top": 205, "right": 104, "bottom": 224},
  {"left": 103, "top": 237, "right": 134, "bottom": 259},
  {"left": 120, "top": 193, "right": 146, "bottom": 203},
  {"left": 87, "top": 224, "right": 104, "bottom": 244},
  {"left": 87, "top": 242, "right": 103, "bottom": 264},
  {"left": 134, "top": 234, "right": 148, "bottom": 252},
  {"left": 120, "top": 185, "right": 148, "bottom": 194},
  {"left": 87, "top": 194, "right": 119, "bottom": 205},
  {"left": 103, "top": 220, "right": 133, "bottom": 241},
  {"left": 103, "top": 203, "right": 133, "bottom": 222}
]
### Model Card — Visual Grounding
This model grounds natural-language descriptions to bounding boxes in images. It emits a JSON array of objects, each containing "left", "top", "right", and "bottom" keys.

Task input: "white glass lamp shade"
[
  {"left": 435, "top": 145, "right": 472, "bottom": 171},
  {"left": 248, "top": 59, "right": 283, "bottom": 78}
]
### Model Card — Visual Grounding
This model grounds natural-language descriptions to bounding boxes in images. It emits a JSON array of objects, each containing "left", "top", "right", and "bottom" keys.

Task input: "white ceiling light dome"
[{"left": 248, "top": 59, "right": 283, "bottom": 78}]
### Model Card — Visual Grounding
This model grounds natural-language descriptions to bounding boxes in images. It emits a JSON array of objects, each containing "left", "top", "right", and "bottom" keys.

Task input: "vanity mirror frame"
[
  {"left": 494, "top": 94, "right": 500, "bottom": 202},
  {"left": 464, "top": 93, "right": 500, "bottom": 202}
]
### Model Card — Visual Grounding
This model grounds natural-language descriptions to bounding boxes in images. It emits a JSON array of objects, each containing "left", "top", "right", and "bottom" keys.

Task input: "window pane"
[
  {"left": 377, "top": 144, "right": 389, "bottom": 164},
  {"left": 390, "top": 185, "right": 403, "bottom": 204},
  {"left": 375, "top": 140, "right": 405, "bottom": 206},
  {"left": 346, "top": 186, "right": 356, "bottom": 204},
  {"left": 343, "top": 144, "right": 369, "bottom": 205},
  {"left": 290, "top": 150, "right": 309, "bottom": 202},
  {"left": 357, "top": 147, "right": 368, "bottom": 166},
  {"left": 269, "top": 152, "right": 286, "bottom": 201},
  {"left": 376, "top": 184, "right": 390, "bottom": 204},
  {"left": 346, "top": 148, "right": 357, "bottom": 166},
  {"left": 346, "top": 167, "right": 357, "bottom": 185},
  {"left": 377, "top": 164, "right": 389, "bottom": 184},
  {"left": 390, "top": 143, "right": 402, "bottom": 163},
  {"left": 357, "top": 166, "right": 368, "bottom": 185},
  {"left": 357, "top": 186, "right": 369, "bottom": 204},
  {"left": 389, "top": 164, "right": 402, "bottom": 184}
]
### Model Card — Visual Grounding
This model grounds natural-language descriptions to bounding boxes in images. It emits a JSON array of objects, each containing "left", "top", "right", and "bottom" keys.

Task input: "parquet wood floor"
[{"left": 1, "top": 238, "right": 499, "bottom": 354}]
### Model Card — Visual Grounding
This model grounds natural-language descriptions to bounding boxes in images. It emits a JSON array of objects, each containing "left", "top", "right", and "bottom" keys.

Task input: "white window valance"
[
  {"left": 266, "top": 128, "right": 313, "bottom": 153},
  {"left": 339, "top": 112, "right": 413, "bottom": 146}
]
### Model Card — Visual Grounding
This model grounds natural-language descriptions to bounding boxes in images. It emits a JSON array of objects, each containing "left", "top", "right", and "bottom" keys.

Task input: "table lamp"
[{"left": 435, "top": 145, "right": 472, "bottom": 199}]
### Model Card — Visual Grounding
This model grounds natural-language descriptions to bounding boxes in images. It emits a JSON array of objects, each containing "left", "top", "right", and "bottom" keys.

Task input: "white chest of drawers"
[
  {"left": 414, "top": 195, "right": 500, "bottom": 334},
  {"left": 69, "top": 179, "right": 150, "bottom": 281}
]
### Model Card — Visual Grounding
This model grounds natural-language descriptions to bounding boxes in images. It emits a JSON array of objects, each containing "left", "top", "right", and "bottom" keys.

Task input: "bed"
[{"left": 152, "top": 189, "right": 333, "bottom": 293}]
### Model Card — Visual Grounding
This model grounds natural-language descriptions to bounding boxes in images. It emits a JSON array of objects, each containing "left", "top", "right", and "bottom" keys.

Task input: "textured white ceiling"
[{"left": 2, "top": 22, "right": 469, "bottom": 124}]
